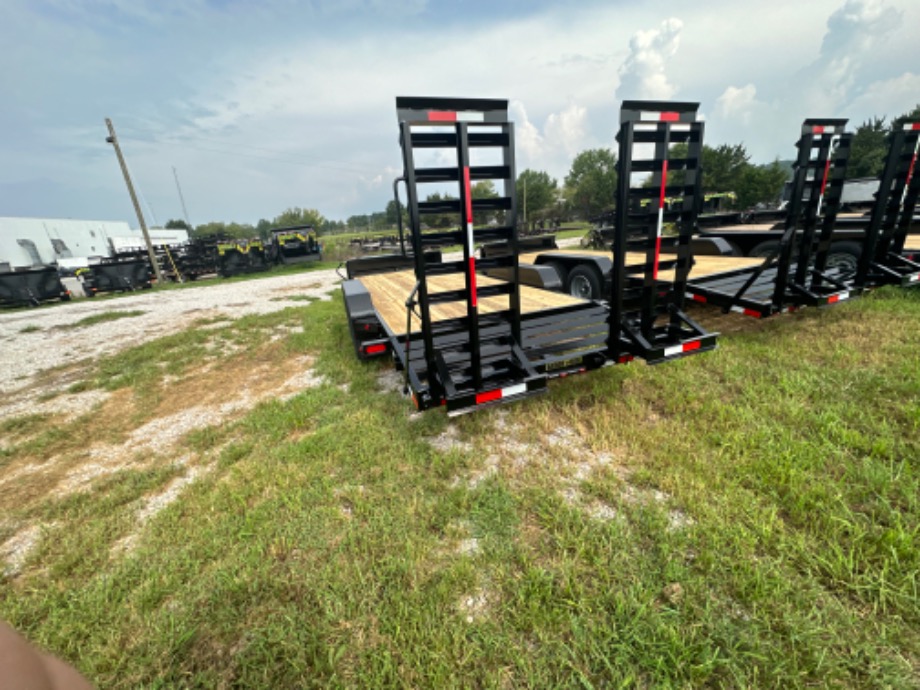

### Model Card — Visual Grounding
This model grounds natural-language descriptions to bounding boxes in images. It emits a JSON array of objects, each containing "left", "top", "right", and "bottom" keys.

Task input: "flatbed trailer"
[
  {"left": 342, "top": 97, "right": 719, "bottom": 415},
  {"left": 685, "top": 119, "right": 855, "bottom": 318},
  {"left": 853, "top": 121, "right": 920, "bottom": 288}
]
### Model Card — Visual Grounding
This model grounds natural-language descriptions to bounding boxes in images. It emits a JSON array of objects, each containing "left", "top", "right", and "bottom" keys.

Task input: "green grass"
[
  {"left": 18, "top": 324, "right": 41, "bottom": 333},
  {"left": 60, "top": 310, "right": 146, "bottom": 330},
  {"left": 1, "top": 287, "right": 919, "bottom": 687}
]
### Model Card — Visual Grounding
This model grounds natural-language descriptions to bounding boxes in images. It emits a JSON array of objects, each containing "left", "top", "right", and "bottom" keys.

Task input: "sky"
[{"left": 2, "top": 0, "right": 918, "bottom": 228}]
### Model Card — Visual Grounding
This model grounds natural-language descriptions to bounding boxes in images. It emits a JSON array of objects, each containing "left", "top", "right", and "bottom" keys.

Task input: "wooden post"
[{"left": 105, "top": 118, "right": 164, "bottom": 283}]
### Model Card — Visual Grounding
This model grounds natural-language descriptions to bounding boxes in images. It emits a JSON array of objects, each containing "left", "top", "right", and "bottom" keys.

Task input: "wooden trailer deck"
[
  {"left": 520, "top": 250, "right": 763, "bottom": 283},
  {"left": 359, "top": 269, "right": 585, "bottom": 335}
]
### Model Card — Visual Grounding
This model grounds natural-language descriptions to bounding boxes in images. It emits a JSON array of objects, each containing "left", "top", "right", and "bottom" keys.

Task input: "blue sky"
[{"left": 2, "top": 0, "right": 918, "bottom": 228}]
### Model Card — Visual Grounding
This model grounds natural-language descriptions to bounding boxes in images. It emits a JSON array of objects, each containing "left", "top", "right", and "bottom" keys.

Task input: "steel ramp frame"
[
  {"left": 608, "top": 100, "right": 718, "bottom": 363},
  {"left": 687, "top": 119, "right": 854, "bottom": 317}
]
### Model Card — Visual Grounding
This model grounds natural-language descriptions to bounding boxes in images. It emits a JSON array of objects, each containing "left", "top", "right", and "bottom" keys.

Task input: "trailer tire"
[
  {"left": 749, "top": 241, "right": 781, "bottom": 258},
  {"left": 566, "top": 265, "right": 602, "bottom": 300},
  {"left": 825, "top": 242, "right": 861, "bottom": 278}
]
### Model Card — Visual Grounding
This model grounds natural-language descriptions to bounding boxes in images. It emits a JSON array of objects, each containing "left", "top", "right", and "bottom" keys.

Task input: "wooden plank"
[
  {"left": 520, "top": 249, "right": 762, "bottom": 281},
  {"left": 360, "top": 269, "right": 585, "bottom": 335}
]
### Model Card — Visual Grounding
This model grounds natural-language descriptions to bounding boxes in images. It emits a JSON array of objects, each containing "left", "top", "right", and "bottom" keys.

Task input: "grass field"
[{"left": 1, "top": 285, "right": 918, "bottom": 688}]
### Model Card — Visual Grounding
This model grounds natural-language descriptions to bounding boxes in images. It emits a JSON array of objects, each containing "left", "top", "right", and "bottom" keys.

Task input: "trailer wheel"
[
  {"left": 749, "top": 240, "right": 781, "bottom": 258},
  {"left": 566, "top": 265, "right": 602, "bottom": 300},
  {"left": 825, "top": 242, "right": 861, "bottom": 278}
]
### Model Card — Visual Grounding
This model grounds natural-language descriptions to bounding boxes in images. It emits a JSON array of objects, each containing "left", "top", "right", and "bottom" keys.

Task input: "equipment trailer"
[
  {"left": 853, "top": 121, "right": 920, "bottom": 289},
  {"left": 342, "top": 97, "right": 718, "bottom": 415},
  {"left": 685, "top": 119, "right": 855, "bottom": 317}
]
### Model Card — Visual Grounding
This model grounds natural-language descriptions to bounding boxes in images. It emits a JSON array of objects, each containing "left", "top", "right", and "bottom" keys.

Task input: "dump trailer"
[
  {"left": 270, "top": 226, "right": 322, "bottom": 264},
  {"left": 90, "top": 258, "right": 153, "bottom": 293},
  {"left": 341, "top": 97, "right": 718, "bottom": 415},
  {"left": 0, "top": 266, "right": 70, "bottom": 307},
  {"left": 685, "top": 119, "right": 856, "bottom": 317},
  {"left": 216, "top": 239, "right": 271, "bottom": 278}
]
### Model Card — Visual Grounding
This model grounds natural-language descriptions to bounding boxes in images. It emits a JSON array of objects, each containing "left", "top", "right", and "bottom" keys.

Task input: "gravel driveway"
[{"left": 0, "top": 269, "right": 343, "bottom": 398}]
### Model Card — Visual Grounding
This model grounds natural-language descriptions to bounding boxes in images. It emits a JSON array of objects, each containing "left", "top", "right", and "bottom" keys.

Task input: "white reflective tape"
[
  {"left": 467, "top": 222, "right": 475, "bottom": 254},
  {"left": 663, "top": 344, "right": 682, "bottom": 358},
  {"left": 730, "top": 306, "right": 745, "bottom": 314},
  {"left": 456, "top": 112, "right": 485, "bottom": 122},
  {"left": 837, "top": 292, "right": 850, "bottom": 301},
  {"left": 502, "top": 383, "right": 527, "bottom": 398},
  {"left": 634, "top": 123, "right": 658, "bottom": 132},
  {"left": 670, "top": 123, "right": 692, "bottom": 132},
  {"left": 909, "top": 274, "right": 920, "bottom": 282}
]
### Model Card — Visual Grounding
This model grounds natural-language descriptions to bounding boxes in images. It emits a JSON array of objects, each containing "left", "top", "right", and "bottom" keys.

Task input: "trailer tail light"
[
  {"left": 363, "top": 343, "right": 386, "bottom": 356},
  {"left": 827, "top": 292, "right": 850, "bottom": 304},
  {"left": 617, "top": 354, "right": 634, "bottom": 364}
]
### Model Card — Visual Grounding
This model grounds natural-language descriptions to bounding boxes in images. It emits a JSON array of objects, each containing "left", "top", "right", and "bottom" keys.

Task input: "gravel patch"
[{"left": 0, "top": 269, "right": 341, "bottom": 397}]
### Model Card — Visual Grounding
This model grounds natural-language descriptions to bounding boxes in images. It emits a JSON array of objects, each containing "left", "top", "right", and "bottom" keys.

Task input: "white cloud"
[
  {"left": 616, "top": 18, "right": 683, "bottom": 101},
  {"left": 715, "top": 84, "right": 764, "bottom": 127}
]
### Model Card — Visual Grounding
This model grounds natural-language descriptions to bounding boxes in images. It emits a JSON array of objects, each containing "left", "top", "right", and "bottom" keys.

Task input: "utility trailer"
[
  {"left": 89, "top": 258, "right": 153, "bottom": 293},
  {"left": 0, "top": 266, "right": 70, "bottom": 307},
  {"left": 270, "top": 226, "right": 322, "bottom": 265},
  {"left": 216, "top": 239, "right": 270, "bottom": 278},
  {"left": 853, "top": 121, "right": 920, "bottom": 289},
  {"left": 685, "top": 119, "right": 855, "bottom": 318},
  {"left": 341, "top": 97, "right": 719, "bottom": 415}
]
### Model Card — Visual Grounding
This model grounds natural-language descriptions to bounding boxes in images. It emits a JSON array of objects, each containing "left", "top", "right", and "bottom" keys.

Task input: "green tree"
[
  {"left": 701, "top": 144, "right": 750, "bottom": 193},
  {"left": 471, "top": 180, "right": 500, "bottom": 226},
  {"left": 735, "top": 160, "right": 788, "bottom": 209},
  {"left": 273, "top": 207, "right": 325, "bottom": 231},
  {"left": 385, "top": 199, "right": 408, "bottom": 228},
  {"left": 848, "top": 116, "right": 888, "bottom": 179},
  {"left": 165, "top": 219, "right": 191, "bottom": 231},
  {"left": 564, "top": 148, "right": 617, "bottom": 219},
  {"left": 516, "top": 169, "right": 557, "bottom": 225}
]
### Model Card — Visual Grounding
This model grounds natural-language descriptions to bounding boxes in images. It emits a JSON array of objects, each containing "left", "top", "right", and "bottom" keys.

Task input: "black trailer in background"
[
  {"left": 686, "top": 119, "right": 854, "bottom": 317},
  {"left": 341, "top": 97, "right": 718, "bottom": 415},
  {"left": 853, "top": 121, "right": 920, "bottom": 289},
  {"left": 0, "top": 266, "right": 70, "bottom": 307}
]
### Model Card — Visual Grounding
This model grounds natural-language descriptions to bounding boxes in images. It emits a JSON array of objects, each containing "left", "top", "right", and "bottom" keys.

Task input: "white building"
[{"left": 0, "top": 217, "right": 188, "bottom": 270}]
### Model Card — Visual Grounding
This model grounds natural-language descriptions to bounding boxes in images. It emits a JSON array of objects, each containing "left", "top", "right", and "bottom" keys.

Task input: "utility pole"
[
  {"left": 172, "top": 166, "right": 194, "bottom": 231},
  {"left": 105, "top": 118, "right": 164, "bottom": 283}
]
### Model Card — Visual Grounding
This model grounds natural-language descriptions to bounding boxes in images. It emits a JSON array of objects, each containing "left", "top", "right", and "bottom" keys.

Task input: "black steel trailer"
[
  {"left": 0, "top": 266, "right": 70, "bottom": 307},
  {"left": 90, "top": 258, "right": 153, "bottom": 293},
  {"left": 685, "top": 119, "right": 854, "bottom": 318},
  {"left": 217, "top": 239, "right": 271, "bottom": 278},
  {"left": 853, "top": 121, "right": 920, "bottom": 289},
  {"left": 270, "top": 227, "right": 322, "bottom": 264},
  {"left": 341, "top": 97, "right": 718, "bottom": 415}
]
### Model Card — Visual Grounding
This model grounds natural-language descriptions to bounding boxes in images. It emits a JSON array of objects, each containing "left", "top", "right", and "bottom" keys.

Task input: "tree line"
[{"left": 173, "top": 103, "right": 919, "bottom": 239}]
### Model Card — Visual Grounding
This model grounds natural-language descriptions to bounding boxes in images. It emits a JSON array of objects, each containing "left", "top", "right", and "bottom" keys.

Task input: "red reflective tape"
[
  {"left": 812, "top": 125, "right": 825, "bottom": 134},
  {"left": 659, "top": 160, "right": 669, "bottom": 209},
  {"left": 743, "top": 308, "right": 761, "bottom": 318},
  {"left": 906, "top": 153, "right": 917, "bottom": 190},
  {"left": 683, "top": 340, "right": 702, "bottom": 353},
  {"left": 364, "top": 343, "right": 386, "bottom": 355},
  {"left": 653, "top": 236, "right": 662, "bottom": 279},
  {"left": 660, "top": 112, "right": 679, "bottom": 122},
  {"left": 690, "top": 293, "right": 707, "bottom": 303},
  {"left": 475, "top": 389, "right": 502, "bottom": 405},
  {"left": 911, "top": 123, "right": 920, "bottom": 131},
  {"left": 820, "top": 157, "right": 831, "bottom": 196},
  {"left": 428, "top": 111, "right": 457, "bottom": 122},
  {"left": 469, "top": 256, "right": 478, "bottom": 307},
  {"left": 827, "top": 294, "right": 840, "bottom": 304},
  {"left": 463, "top": 167, "right": 473, "bottom": 224}
]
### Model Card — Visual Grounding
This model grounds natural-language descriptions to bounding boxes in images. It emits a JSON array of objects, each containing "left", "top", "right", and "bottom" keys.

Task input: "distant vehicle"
[{"left": 269, "top": 226, "right": 322, "bottom": 264}]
